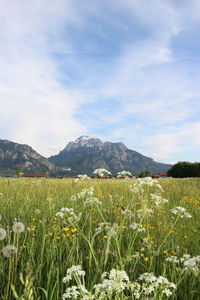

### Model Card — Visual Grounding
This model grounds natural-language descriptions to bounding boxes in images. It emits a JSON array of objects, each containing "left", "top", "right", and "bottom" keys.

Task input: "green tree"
[
  {"left": 167, "top": 162, "right": 200, "bottom": 178},
  {"left": 16, "top": 168, "right": 24, "bottom": 177},
  {"left": 138, "top": 170, "right": 151, "bottom": 178}
]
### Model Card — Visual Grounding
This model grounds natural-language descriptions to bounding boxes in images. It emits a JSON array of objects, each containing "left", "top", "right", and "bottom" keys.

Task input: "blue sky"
[{"left": 0, "top": 0, "right": 200, "bottom": 163}]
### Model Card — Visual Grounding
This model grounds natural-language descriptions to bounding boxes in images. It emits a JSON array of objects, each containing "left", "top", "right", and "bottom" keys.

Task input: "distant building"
[
  {"left": 151, "top": 172, "right": 168, "bottom": 178},
  {"left": 23, "top": 174, "right": 47, "bottom": 178}
]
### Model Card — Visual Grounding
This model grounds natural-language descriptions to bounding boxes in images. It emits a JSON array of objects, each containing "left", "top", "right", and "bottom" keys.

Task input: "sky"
[{"left": 0, "top": 0, "right": 200, "bottom": 164}]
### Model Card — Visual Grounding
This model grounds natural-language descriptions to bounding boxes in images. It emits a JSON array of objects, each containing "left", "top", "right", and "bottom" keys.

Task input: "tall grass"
[{"left": 0, "top": 177, "right": 200, "bottom": 299}]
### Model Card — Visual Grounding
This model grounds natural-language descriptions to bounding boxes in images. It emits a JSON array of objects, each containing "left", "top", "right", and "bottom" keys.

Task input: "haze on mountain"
[{"left": 49, "top": 136, "right": 171, "bottom": 176}]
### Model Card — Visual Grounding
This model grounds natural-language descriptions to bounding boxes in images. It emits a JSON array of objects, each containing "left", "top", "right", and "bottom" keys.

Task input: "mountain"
[
  {"left": 0, "top": 139, "right": 67, "bottom": 176},
  {"left": 49, "top": 136, "right": 172, "bottom": 175}
]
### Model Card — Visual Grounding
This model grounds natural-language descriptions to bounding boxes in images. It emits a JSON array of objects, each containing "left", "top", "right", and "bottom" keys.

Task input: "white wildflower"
[
  {"left": 77, "top": 187, "right": 94, "bottom": 199},
  {"left": 35, "top": 209, "right": 41, "bottom": 215},
  {"left": 129, "top": 223, "right": 145, "bottom": 232},
  {"left": 139, "top": 272, "right": 176, "bottom": 297},
  {"left": 12, "top": 222, "right": 25, "bottom": 233},
  {"left": 55, "top": 212, "right": 64, "bottom": 218},
  {"left": 150, "top": 194, "right": 168, "bottom": 207},
  {"left": 117, "top": 171, "right": 132, "bottom": 178},
  {"left": 166, "top": 256, "right": 179, "bottom": 264},
  {"left": 170, "top": 206, "right": 192, "bottom": 219},
  {"left": 121, "top": 208, "right": 133, "bottom": 216},
  {"left": 70, "top": 195, "right": 77, "bottom": 201},
  {"left": 136, "top": 208, "right": 154, "bottom": 218},
  {"left": 2, "top": 245, "right": 17, "bottom": 258},
  {"left": 63, "top": 286, "right": 80, "bottom": 299},
  {"left": 94, "top": 269, "right": 130, "bottom": 296},
  {"left": 77, "top": 174, "right": 91, "bottom": 180},
  {"left": 63, "top": 265, "right": 86, "bottom": 283},
  {"left": 0, "top": 228, "right": 6, "bottom": 241},
  {"left": 85, "top": 197, "right": 102, "bottom": 207},
  {"left": 93, "top": 168, "right": 112, "bottom": 177}
]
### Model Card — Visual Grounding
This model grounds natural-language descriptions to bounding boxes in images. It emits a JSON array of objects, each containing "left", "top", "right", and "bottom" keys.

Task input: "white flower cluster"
[
  {"left": 63, "top": 267, "right": 177, "bottom": 299},
  {"left": 85, "top": 197, "right": 102, "bottom": 207},
  {"left": 129, "top": 222, "right": 146, "bottom": 232},
  {"left": 77, "top": 174, "right": 91, "bottom": 180},
  {"left": 95, "top": 222, "right": 119, "bottom": 238},
  {"left": 76, "top": 187, "right": 94, "bottom": 200},
  {"left": 121, "top": 208, "right": 133, "bottom": 217},
  {"left": 117, "top": 170, "right": 132, "bottom": 178},
  {"left": 55, "top": 207, "right": 82, "bottom": 224},
  {"left": 170, "top": 206, "right": 192, "bottom": 219},
  {"left": 136, "top": 208, "right": 154, "bottom": 218},
  {"left": 63, "top": 266, "right": 91, "bottom": 299},
  {"left": 138, "top": 272, "right": 177, "bottom": 297},
  {"left": 166, "top": 254, "right": 200, "bottom": 275},
  {"left": 93, "top": 168, "right": 112, "bottom": 177},
  {"left": 63, "top": 265, "right": 86, "bottom": 283},
  {"left": 130, "top": 177, "right": 163, "bottom": 194},
  {"left": 63, "top": 285, "right": 90, "bottom": 299},
  {"left": 150, "top": 193, "right": 168, "bottom": 207},
  {"left": 93, "top": 269, "right": 130, "bottom": 297}
]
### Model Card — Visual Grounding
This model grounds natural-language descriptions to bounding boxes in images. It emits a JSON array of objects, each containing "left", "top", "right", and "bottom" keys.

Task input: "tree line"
[{"left": 167, "top": 162, "right": 200, "bottom": 178}]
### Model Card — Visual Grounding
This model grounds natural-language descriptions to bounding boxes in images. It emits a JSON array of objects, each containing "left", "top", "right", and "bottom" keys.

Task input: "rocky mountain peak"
[
  {"left": 63, "top": 136, "right": 103, "bottom": 151},
  {"left": 50, "top": 136, "right": 172, "bottom": 175}
]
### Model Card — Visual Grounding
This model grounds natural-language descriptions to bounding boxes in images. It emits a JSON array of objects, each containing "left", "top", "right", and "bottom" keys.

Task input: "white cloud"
[
  {"left": 0, "top": 0, "right": 199, "bottom": 163},
  {"left": 0, "top": 0, "right": 88, "bottom": 156}
]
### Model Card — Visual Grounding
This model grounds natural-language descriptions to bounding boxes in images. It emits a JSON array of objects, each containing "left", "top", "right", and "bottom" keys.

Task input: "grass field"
[{"left": 0, "top": 177, "right": 200, "bottom": 299}]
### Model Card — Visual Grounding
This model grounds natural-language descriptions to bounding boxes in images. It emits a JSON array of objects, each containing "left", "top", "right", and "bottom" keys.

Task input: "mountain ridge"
[
  {"left": 49, "top": 136, "right": 171, "bottom": 175},
  {"left": 0, "top": 139, "right": 67, "bottom": 176}
]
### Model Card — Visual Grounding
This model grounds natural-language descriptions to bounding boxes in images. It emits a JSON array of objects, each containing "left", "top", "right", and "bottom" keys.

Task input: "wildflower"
[
  {"left": 12, "top": 222, "right": 25, "bottom": 233},
  {"left": 138, "top": 272, "right": 176, "bottom": 296},
  {"left": 35, "top": 209, "right": 41, "bottom": 215},
  {"left": 63, "top": 265, "right": 85, "bottom": 283},
  {"left": 56, "top": 207, "right": 82, "bottom": 224},
  {"left": 85, "top": 197, "right": 102, "bottom": 207},
  {"left": 136, "top": 208, "right": 154, "bottom": 218},
  {"left": 77, "top": 187, "right": 94, "bottom": 199},
  {"left": 2, "top": 245, "right": 17, "bottom": 258},
  {"left": 63, "top": 227, "right": 70, "bottom": 232},
  {"left": 129, "top": 223, "right": 145, "bottom": 232},
  {"left": 93, "top": 168, "right": 112, "bottom": 177},
  {"left": 63, "top": 285, "right": 89, "bottom": 299},
  {"left": 170, "top": 206, "right": 192, "bottom": 219},
  {"left": 117, "top": 171, "right": 132, "bottom": 178},
  {"left": 77, "top": 174, "right": 91, "bottom": 180},
  {"left": 121, "top": 208, "right": 132, "bottom": 216},
  {"left": 55, "top": 212, "right": 64, "bottom": 218},
  {"left": 0, "top": 228, "right": 6, "bottom": 241},
  {"left": 94, "top": 269, "right": 130, "bottom": 296},
  {"left": 150, "top": 194, "right": 168, "bottom": 207},
  {"left": 70, "top": 195, "right": 77, "bottom": 201}
]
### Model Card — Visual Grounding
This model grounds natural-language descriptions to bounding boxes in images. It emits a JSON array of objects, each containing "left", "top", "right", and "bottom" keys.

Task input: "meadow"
[{"left": 0, "top": 177, "right": 200, "bottom": 299}]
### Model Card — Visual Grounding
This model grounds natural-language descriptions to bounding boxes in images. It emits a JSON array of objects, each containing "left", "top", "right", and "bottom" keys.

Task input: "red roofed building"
[{"left": 23, "top": 174, "right": 47, "bottom": 178}]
